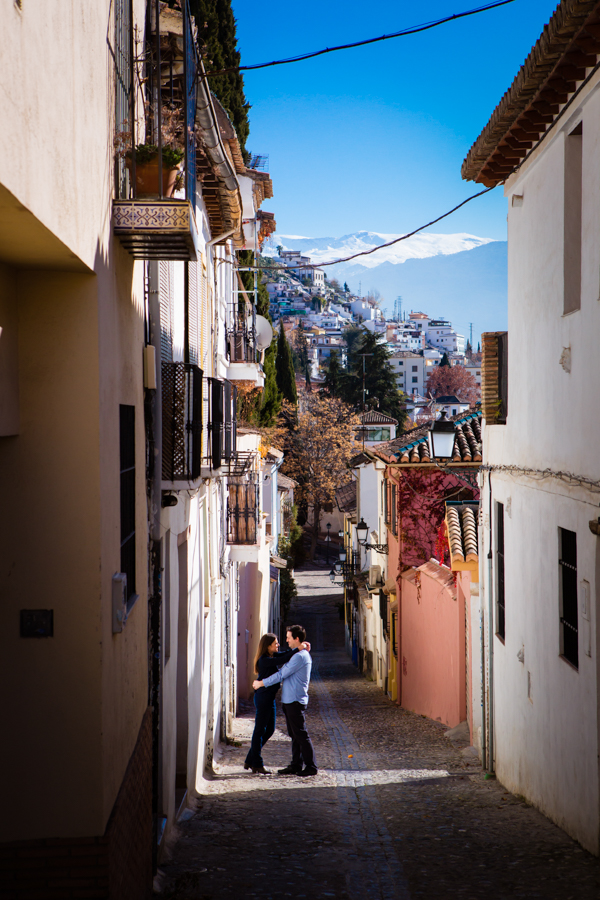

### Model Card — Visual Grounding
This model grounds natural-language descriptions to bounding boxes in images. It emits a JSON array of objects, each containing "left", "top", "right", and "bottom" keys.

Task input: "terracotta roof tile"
[
  {"left": 335, "top": 480, "right": 357, "bottom": 513},
  {"left": 375, "top": 412, "right": 483, "bottom": 465},
  {"left": 359, "top": 411, "right": 399, "bottom": 425}
]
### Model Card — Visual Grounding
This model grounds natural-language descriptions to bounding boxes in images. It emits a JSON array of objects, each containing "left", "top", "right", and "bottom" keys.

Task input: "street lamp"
[
  {"left": 355, "top": 517, "right": 388, "bottom": 554},
  {"left": 428, "top": 410, "right": 456, "bottom": 460},
  {"left": 329, "top": 567, "right": 343, "bottom": 585},
  {"left": 325, "top": 521, "right": 331, "bottom": 564},
  {"left": 339, "top": 548, "right": 347, "bottom": 563}
]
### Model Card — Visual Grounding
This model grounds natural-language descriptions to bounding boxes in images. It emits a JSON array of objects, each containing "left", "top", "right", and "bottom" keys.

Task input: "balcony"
[
  {"left": 112, "top": 0, "right": 200, "bottom": 261},
  {"left": 225, "top": 296, "right": 265, "bottom": 387},
  {"left": 162, "top": 362, "right": 202, "bottom": 484},
  {"left": 113, "top": 199, "right": 199, "bottom": 260},
  {"left": 227, "top": 477, "right": 260, "bottom": 545}
]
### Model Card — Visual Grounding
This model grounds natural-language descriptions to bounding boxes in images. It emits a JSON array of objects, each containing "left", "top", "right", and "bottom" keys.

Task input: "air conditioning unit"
[{"left": 368, "top": 565, "right": 382, "bottom": 589}]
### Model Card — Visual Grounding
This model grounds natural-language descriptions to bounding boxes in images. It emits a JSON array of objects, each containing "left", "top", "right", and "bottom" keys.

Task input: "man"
[{"left": 252, "top": 624, "right": 317, "bottom": 777}]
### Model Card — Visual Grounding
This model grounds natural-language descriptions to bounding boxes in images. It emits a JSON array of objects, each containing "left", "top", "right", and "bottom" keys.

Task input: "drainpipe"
[{"left": 487, "top": 469, "right": 495, "bottom": 773}]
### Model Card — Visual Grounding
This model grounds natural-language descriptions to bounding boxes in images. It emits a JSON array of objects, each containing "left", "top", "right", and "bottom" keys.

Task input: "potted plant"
[{"left": 126, "top": 143, "right": 184, "bottom": 198}]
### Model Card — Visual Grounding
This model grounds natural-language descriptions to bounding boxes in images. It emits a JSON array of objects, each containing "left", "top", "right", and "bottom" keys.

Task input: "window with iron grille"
[
  {"left": 119, "top": 405, "right": 136, "bottom": 600},
  {"left": 162, "top": 363, "right": 202, "bottom": 481},
  {"left": 559, "top": 528, "right": 578, "bottom": 668},
  {"left": 496, "top": 502, "right": 505, "bottom": 640}
]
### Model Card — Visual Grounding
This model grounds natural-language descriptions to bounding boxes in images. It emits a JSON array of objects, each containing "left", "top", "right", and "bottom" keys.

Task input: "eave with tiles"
[
  {"left": 462, "top": 0, "right": 600, "bottom": 187},
  {"left": 445, "top": 503, "right": 479, "bottom": 582},
  {"left": 374, "top": 412, "right": 483, "bottom": 469}
]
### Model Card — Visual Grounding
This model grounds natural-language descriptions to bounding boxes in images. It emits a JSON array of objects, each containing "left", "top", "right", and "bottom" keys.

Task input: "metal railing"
[
  {"left": 227, "top": 477, "right": 260, "bottom": 545},
  {"left": 115, "top": 0, "right": 198, "bottom": 203},
  {"left": 162, "top": 362, "right": 202, "bottom": 480},
  {"left": 227, "top": 301, "right": 257, "bottom": 363}
]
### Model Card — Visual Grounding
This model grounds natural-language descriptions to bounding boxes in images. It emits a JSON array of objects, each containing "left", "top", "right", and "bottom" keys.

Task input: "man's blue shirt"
[{"left": 261, "top": 648, "right": 312, "bottom": 704}]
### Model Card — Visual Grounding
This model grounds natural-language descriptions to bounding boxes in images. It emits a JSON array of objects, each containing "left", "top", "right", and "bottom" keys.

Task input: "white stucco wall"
[{"left": 480, "top": 70, "right": 600, "bottom": 853}]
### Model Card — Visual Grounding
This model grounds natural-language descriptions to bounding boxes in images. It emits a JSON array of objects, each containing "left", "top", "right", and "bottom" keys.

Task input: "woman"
[{"left": 244, "top": 632, "right": 308, "bottom": 774}]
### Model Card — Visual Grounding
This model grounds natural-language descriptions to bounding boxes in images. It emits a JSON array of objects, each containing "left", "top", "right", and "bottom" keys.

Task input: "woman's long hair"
[{"left": 254, "top": 632, "right": 278, "bottom": 675}]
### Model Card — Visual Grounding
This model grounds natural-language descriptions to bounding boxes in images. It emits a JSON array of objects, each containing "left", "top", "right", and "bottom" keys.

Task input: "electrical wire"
[
  {"left": 237, "top": 185, "right": 497, "bottom": 275},
  {"left": 480, "top": 463, "right": 600, "bottom": 495},
  {"left": 203, "top": 1, "right": 517, "bottom": 77}
]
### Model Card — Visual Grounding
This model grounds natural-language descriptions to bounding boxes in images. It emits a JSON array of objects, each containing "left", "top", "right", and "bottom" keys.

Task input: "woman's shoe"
[
  {"left": 243, "top": 763, "right": 252, "bottom": 770},
  {"left": 252, "top": 766, "right": 271, "bottom": 774}
]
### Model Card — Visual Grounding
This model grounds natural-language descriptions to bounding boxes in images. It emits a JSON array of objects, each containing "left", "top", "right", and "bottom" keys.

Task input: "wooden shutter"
[
  {"left": 481, "top": 331, "right": 508, "bottom": 424},
  {"left": 200, "top": 254, "right": 209, "bottom": 374},
  {"left": 187, "top": 261, "right": 199, "bottom": 365},
  {"left": 159, "top": 261, "right": 174, "bottom": 362}
]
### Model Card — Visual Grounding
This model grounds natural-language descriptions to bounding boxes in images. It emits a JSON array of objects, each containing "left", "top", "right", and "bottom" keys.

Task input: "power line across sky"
[{"left": 232, "top": 0, "right": 560, "bottom": 241}]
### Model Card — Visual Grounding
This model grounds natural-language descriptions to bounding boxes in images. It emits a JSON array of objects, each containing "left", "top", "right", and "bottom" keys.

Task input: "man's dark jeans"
[
  {"left": 245, "top": 695, "right": 276, "bottom": 769},
  {"left": 282, "top": 701, "right": 316, "bottom": 770}
]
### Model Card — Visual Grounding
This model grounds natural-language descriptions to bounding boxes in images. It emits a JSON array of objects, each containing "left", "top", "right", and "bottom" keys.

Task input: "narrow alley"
[{"left": 156, "top": 565, "right": 600, "bottom": 900}]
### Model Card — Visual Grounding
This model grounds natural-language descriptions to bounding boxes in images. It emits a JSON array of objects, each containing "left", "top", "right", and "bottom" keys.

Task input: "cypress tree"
[
  {"left": 190, "top": 0, "right": 251, "bottom": 158},
  {"left": 439, "top": 352, "right": 450, "bottom": 367},
  {"left": 321, "top": 350, "right": 343, "bottom": 397},
  {"left": 276, "top": 323, "right": 297, "bottom": 405}
]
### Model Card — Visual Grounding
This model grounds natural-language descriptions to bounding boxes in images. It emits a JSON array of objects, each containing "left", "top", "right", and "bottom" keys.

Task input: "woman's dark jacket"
[{"left": 255, "top": 649, "right": 297, "bottom": 702}]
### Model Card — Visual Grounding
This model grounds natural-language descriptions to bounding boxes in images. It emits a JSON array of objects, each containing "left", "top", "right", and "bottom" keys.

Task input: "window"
[
  {"left": 412, "top": 376, "right": 418, "bottom": 383},
  {"left": 559, "top": 528, "right": 578, "bottom": 668},
  {"left": 120, "top": 405, "right": 136, "bottom": 601},
  {"left": 412, "top": 365, "right": 418, "bottom": 372},
  {"left": 496, "top": 502, "right": 505, "bottom": 640},
  {"left": 564, "top": 122, "right": 582, "bottom": 315}
]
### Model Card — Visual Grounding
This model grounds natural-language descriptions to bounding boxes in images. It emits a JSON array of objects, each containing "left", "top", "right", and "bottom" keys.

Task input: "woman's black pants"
[{"left": 245, "top": 694, "right": 276, "bottom": 769}]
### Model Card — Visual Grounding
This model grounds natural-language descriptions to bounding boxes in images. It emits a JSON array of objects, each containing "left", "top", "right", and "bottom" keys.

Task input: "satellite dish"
[{"left": 255, "top": 315, "right": 273, "bottom": 351}]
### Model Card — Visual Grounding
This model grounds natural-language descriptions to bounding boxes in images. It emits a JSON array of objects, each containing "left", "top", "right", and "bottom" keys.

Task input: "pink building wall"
[{"left": 400, "top": 561, "right": 466, "bottom": 728}]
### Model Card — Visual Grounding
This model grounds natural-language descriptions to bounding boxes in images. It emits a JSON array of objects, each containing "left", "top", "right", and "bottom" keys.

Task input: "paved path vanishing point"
[{"left": 156, "top": 563, "right": 600, "bottom": 900}]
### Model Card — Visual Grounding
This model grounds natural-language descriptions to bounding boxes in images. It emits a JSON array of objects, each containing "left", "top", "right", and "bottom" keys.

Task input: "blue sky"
[{"left": 232, "top": 0, "right": 560, "bottom": 241}]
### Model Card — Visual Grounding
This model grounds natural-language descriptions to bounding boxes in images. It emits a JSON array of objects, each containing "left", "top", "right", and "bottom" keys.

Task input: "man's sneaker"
[
  {"left": 298, "top": 766, "right": 318, "bottom": 777},
  {"left": 277, "top": 765, "right": 302, "bottom": 775}
]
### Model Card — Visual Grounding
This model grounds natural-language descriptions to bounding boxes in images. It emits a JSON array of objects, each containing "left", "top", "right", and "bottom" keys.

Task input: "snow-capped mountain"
[
  {"left": 263, "top": 230, "right": 507, "bottom": 342},
  {"left": 263, "top": 231, "right": 495, "bottom": 269}
]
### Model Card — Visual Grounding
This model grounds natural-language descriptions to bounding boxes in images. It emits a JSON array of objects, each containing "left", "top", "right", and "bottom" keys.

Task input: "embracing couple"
[{"left": 245, "top": 624, "right": 318, "bottom": 778}]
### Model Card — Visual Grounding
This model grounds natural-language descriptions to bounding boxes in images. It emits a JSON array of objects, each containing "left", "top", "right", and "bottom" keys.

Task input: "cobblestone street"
[{"left": 156, "top": 564, "right": 600, "bottom": 900}]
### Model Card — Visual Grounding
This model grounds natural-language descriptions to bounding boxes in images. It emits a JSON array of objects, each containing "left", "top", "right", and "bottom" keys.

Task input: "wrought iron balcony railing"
[
  {"left": 227, "top": 302, "right": 257, "bottom": 364},
  {"left": 112, "top": 0, "right": 199, "bottom": 260},
  {"left": 162, "top": 362, "right": 203, "bottom": 481},
  {"left": 227, "top": 477, "right": 260, "bottom": 545}
]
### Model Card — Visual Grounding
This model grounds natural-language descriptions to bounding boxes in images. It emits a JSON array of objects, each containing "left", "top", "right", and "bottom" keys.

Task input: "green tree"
[
  {"left": 320, "top": 350, "right": 342, "bottom": 397},
  {"left": 343, "top": 282, "right": 350, "bottom": 293},
  {"left": 190, "top": 0, "right": 251, "bottom": 158},
  {"left": 292, "top": 324, "right": 311, "bottom": 389},
  {"left": 236, "top": 250, "right": 281, "bottom": 426},
  {"left": 342, "top": 328, "right": 407, "bottom": 426},
  {"left": 439, "top": 352, "right": 450, "bottom": 367},
  {"left": 275, "top": 323, "right": 297, "bottom": 405},
  {"left": 342, "top": 324, "right": 364, "bottom": 370}
]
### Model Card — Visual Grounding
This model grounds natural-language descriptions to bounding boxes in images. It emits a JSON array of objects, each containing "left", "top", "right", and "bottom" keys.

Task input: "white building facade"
[{"left": 463, "top": 0, "right": 600, "bottom": 855}]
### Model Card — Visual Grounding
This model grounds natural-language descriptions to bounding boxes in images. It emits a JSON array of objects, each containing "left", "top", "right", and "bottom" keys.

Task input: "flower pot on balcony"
[{"left": 126, "top": 158, "right": 180, "bottom": 199}]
